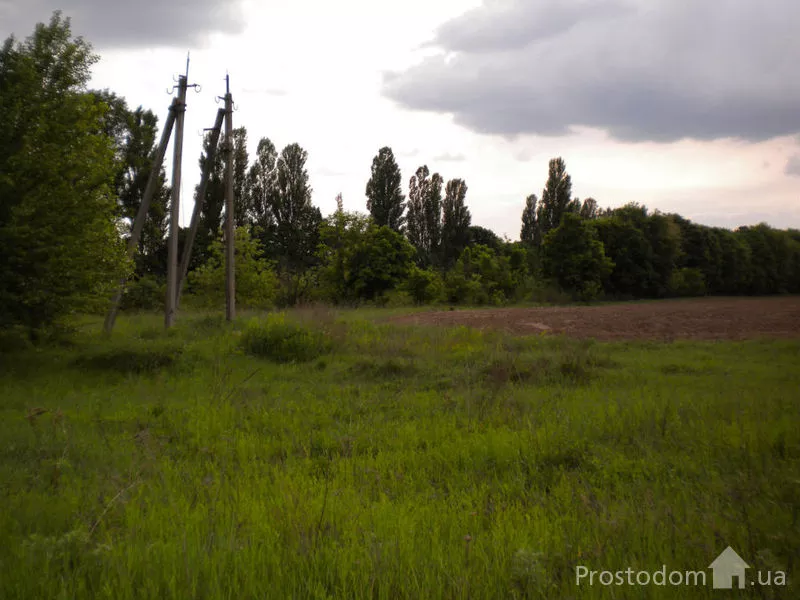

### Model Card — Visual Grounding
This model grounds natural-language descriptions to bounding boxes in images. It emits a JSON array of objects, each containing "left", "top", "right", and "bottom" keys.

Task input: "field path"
[{"left": 388, "top": 297, "right": 800, "bottom": 341}]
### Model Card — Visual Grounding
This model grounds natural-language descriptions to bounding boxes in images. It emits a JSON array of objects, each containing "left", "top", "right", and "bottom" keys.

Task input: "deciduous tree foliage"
[
  {"left": 520, "top": 193, "right": 538, "bottom": 246},
  {"left": 406, "top": 165, "right": 429, "bottom": 253},
  {"left": 92, "top": 89, "right": 170, "bottom": 277},
  {"left": 246, "top": 137, "right": 278, "bottom": 230},
  {"left": 407, "top": 165, "right": 444, "bottom": 266},
  {"left": 579, "top": 197, "right": 598, "bottom": 220},
  {"left": 230, "top": 127, "right": 251, "bottom": 228},
  {"left": 0, "top": 13, "right": 128, "bottom": 337},
  {"left": 440, "top": 178, "right": 472, "bottom": 268},
  {"left": 317, "top": 210, "right": 415, "bottom": 302},
  {"left": 366, "top": 147, "right": 406, "bottom": 233},
  {"left": 536, "top": 157, "right": 573, "bottom": 238},
  {"left": 195, "top": 129, "right": 226, "bottom": 263},
  {"left": 188, "top": 227, "right": 278, "bottom": 309},
  {"left": 468, "top": 225, "right": 502, "bottom": 250},
  {"left": 266, "top": 143, "right": 322, "bottom": 274},
  {"left": 542, "top": 213, "right": 613, "bottom": 300}
]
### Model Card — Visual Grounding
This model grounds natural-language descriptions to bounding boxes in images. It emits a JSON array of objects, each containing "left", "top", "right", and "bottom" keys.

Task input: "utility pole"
[
  {"left": 176, "top": 108, "right": 225, "bottom": 308},
  {"left": 223, "top": 75, "right": 236, "bottom": 321},
  {"left": 103, "top": 98, "right": 177, "bottom": 334},
  {"left": 165, "top": 56, "right": 198, "bottom": 328},
  {"left": 164, "top": 74, "right": 187, "bottom": 328}
]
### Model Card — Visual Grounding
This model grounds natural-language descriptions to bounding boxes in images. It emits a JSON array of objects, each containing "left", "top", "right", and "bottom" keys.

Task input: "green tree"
[
  {"left": 317, "top": 209, "right": 372, "bottom": 302},
  {"left": 267, "top": 143, "right": 322, "bottom": 272},
  {"left": 366, "top": 146, "right": 406, "bottom": 233},
  {"left": 0, "top": 13, "right": 129, "bottom": 337},
  {"left": 196, "top": 128, "right": 226, "bottom": 264},
  {"left": 92, "top": 89, "right": 170, "bottom": 277},
  {"left": 542, "top": 213, "right": 613, "bottom": 300},
  {"left": 716, "top": 228, "right": 752, "bottom": 294},
  {"left": 402, "top": 266, "right": 443, "bottom": 305},
  {"left": 579, "top": 197, "right": 599, "bottom": 220},
  {"left": 536, "top": 157, "right": 573, "bottom": 238},
  {"left": 594, "top": 217, "right": 656, "bottom": 298},
  {"left": 225, "top": 127, "right": 250, "bottom": 228},
  {"left": 344, "top": 225, "right": 415, "bottom": 300},
  {"left": 407, "top": 165, "right": 444, "bottom": 265},
  {"left": 645, "top": 212, "right": 682, "bottom": 297},
  {"left": 440, "top": 178, "right": 472, "bottom": 268},
  {"left": 407, "top": 165, "right": 429, "bottom": 253},
  {"left": 425, "top": 172, "right": 444, "bottom": 263},
  {"left": 520, "top": 193, "right": 538, "bottom": 245},
  {"left": 445, "top": 245, "right": 515, "bottom": 305},
  {"left": 318, "top": 211, "right": 414, "bottom": 302},
  {"left": 736, "top": 224, "right": 799, "bottom": 294},
  {"left": 188, "top": 227, "right": 278, "bottom": 309},
  {"left": 246, "top": 137, "right": 278, "bottom": 241},
  {"left": 468, "top": 225, "right": 502, "bottom": 250}
]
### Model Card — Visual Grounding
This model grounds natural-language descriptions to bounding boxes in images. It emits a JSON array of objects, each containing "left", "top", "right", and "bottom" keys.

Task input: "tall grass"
[{"left": 0, "top": 310, "right": 797, "bottom": 598}]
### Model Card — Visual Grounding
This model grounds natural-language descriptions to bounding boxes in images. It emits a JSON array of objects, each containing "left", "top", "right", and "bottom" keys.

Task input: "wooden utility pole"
[
  {"left": 223, "top": 75, "right": 236, "bottom": 321},
  {"left": 103, "top": 99, "right": 177, "bottom": 334},
  {"left": 176, "top": 108, "right": 226, "bottom": 308},
  {"left": 165, "top": 74, "right": 189, "bottom": 329}
]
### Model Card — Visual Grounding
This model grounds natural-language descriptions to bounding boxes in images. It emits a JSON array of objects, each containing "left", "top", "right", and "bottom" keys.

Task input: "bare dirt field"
[{"left": 388, "top": 297, "right": 800, "bottom": 341}]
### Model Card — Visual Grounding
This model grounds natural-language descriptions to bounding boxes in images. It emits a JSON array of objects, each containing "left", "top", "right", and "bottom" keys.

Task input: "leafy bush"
[
  {"left": 403, "top": 266, "right": 444, "bottom": 305},
  {"left": 317, "top": 217, "right": 415, "bottom": 302},
  {"left": 542, "top": 213, "right": 614, "bottom": 301},
  {"left": 188, "top": 228, "right": 278, "bottom": 309},
  {"left": 669, "top": 268, "right": 706, "bottom": 297},
  {"left": 444, "top": 245, "right": 515, "bottom": 305},
  {"left": 73, "top": 338, "right": 184, "bottom": 374},
  {"left": 121, "top": 276, "right": 164, "bottom": 311},
  {"left": 444, "top": 271, "right": 486, "bottom": 305},
  {"left": 378, "top": 289, "right": 415, "bottom": 308},
  {"left": 239, "top": 314, "right": 332, "bottom": 363}
]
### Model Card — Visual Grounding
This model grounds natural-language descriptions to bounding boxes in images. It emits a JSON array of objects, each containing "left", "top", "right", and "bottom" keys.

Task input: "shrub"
[
  {"left": 73, "top": 338, "right": 184, "bottom": 374},
  {"left": 188, "top": 228, "right": 278, "bottom": 309},
  {"left": 239, "top": 314, "right": 332, "bottom": 363},
  {"left": 669, "top": 268, "right": 706, "bottom": 297},
  {"left": 403, "top": 267, "right": 443, "bottom": 305},
  {"left": 121, "top": 276, "right": 164, "bottom": 311},
  {"left": 541, "top": 213, "right": 614, "bottom": 301}
]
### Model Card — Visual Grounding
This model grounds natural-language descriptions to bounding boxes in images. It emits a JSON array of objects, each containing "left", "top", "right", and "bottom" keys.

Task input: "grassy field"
[{"left": 0, "top": 307, "right": 797, "bottom": 599}]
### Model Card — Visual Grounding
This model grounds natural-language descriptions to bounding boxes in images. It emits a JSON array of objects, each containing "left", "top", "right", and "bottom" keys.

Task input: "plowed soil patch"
[{"left": 388, "top": 297, "right": 800, "bottom": 341}]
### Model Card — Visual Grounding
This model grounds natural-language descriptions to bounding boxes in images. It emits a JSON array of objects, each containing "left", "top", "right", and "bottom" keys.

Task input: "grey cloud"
[
  {"left": 316, "top": 167, "right": 348, "bottom": 178},
  {"left": 433, "top": 152, "right": 466, "bottom": 162},
  {"left": 241, "top": 87, "right": 289, "bottom": 97},
  {"left": 383, "top": 0, "right": 800, "bottom": 143},
  {"left": 436, "top": 0, "right": 632, "bottom": 52},
  {"left": 1, "top": 1, "right": 245, "bottom": 49},
  {"left": 785, "top": 155, "right": 800, "bottom": 177}
]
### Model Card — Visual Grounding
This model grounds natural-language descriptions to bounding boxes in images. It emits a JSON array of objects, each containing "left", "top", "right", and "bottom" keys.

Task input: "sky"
[{"left": 3, "top": 0, "right": 800, "bottom": 238}]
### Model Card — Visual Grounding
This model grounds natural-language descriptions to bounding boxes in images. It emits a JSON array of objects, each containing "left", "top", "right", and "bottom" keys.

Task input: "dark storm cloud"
[
  {"left": 1, "top": 0, "right": 245, "bottom": 49},
  {"left": 383, "top": 0, "right": 800, "bottom": 143}
]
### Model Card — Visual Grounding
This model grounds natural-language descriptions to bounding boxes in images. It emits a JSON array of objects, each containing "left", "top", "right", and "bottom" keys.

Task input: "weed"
[
  {"left": 72, "top": 338, "right": 184, "bottom": 374},
  {"left": 239, "top": 313, "right": 333, "bottom": 363},
  {"left": 0, "top": 308, "right": 797, "bottom": 599}
]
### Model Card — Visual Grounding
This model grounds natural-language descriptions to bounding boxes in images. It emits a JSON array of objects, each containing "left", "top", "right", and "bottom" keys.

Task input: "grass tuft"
[
  {"left": 72, "top": 338, "right": 184, "bottom": 374},
  {"left": 239, "top": 313, "right": 333, "bottom": 363}
]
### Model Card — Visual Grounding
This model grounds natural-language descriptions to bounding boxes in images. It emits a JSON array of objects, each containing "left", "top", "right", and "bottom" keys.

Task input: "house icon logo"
[{"left": 709, "top": 546, "right": 750, "bottom": 589}]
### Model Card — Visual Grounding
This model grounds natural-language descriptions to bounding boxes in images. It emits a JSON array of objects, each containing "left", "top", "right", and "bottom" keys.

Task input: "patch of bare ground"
[{"left": 388, "top": 297, "right": 800, "bottom": 341}]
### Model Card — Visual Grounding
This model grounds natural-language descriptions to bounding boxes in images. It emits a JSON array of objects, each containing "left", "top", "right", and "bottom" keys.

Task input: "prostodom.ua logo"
[{"left": 576, "top": 547, "right": 788, "bottom": 590}]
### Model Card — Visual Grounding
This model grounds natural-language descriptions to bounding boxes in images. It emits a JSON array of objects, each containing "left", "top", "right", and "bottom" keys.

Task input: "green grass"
[{"left": 0, "top": 308, "right": 797, "bottom": 599}]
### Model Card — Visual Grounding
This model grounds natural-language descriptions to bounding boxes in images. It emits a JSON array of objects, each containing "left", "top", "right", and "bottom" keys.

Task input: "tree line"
[{"left": 2, "top": 14, "right": 799, "bottom": 339}]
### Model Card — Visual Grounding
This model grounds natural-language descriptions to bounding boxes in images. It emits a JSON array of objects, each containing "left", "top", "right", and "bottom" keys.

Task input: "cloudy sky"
[{"left": 3, "top": 0, "right": 800, "bottom": 236}]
